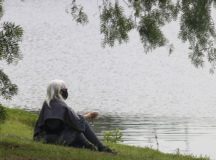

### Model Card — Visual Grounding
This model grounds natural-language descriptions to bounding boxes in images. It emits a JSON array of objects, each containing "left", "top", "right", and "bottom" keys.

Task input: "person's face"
[{"left": 60, "top": 88, "right": 68, "bottom": 100}]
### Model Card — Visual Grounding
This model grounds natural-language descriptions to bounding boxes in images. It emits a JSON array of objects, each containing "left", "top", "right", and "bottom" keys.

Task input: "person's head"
[{"left": 46, "top": 79, "right": 68, "bottom": 106}]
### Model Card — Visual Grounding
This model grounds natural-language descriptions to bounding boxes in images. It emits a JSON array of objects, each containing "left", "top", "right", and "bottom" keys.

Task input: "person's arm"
[
  {"left": 65, "top": 107, "right": 86, "bottom": 132},
  {"left": 83, "top": 112, "right": 99, "bottom": 121}
]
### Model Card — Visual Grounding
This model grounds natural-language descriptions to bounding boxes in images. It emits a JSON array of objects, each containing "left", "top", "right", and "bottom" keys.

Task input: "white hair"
[{"left": 46, "top": 79, "right": 67, "bottom": 106}]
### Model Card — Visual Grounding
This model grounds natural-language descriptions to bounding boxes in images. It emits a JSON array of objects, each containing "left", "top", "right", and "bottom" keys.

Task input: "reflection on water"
[{"left": 92, "top": 114, "right": 216, "bottom": 159}]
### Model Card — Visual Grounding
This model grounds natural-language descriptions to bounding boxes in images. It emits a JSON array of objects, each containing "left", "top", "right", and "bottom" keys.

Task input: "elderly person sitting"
[{"left": 33, "top": 79, "right": 113, "bottom": 153}]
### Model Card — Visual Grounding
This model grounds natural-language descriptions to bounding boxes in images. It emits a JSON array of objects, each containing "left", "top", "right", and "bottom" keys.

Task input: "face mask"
[{"left": 60, "top": 88, "right": 68, "bottom": 100}]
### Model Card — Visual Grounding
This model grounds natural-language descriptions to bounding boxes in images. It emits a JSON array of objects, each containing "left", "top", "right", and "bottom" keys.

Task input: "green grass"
[{"left": 0, "top": 107, "right": 209, "bottom": 160}]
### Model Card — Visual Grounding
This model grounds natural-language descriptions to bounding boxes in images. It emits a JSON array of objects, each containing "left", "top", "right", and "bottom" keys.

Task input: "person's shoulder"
[
  {"left": 51, "top": 98, "right": 68, "bottom": 108},
  {"left": 40, "top": 101, "right": 48, "bottom": 109},
  {"left": 42, "top": 101, "right": 48, "bottom": 107}
]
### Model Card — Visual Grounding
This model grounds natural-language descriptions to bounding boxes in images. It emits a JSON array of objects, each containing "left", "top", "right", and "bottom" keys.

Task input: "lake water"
[{"left": 1, "top": 0, "right": 216, "bottom": 159}]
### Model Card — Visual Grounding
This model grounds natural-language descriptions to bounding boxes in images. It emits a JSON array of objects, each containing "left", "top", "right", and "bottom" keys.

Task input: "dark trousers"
[{"left": 71, "top": 121, "right": 104, "bottom": 149}]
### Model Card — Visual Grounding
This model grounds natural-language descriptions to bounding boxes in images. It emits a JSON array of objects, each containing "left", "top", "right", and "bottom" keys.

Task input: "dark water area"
[{"left": 93, "top": 114, "right": 216, "bottom": 156}]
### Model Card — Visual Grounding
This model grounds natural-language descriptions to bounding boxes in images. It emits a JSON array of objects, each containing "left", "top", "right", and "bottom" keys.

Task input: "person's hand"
[{"left": 84, "top": 112, "right": 99, "bottom": 120}]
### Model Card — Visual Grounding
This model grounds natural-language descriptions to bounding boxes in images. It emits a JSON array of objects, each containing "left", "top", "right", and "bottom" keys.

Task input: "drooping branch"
[
  {"left": 0, "top": 69, "right": 18, "bottom": 100},
  {"left": 0, "top": 1, "right": 23, "bottom": 99}
]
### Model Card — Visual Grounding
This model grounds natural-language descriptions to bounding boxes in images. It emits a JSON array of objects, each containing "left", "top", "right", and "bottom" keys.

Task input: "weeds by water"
[
  {"left": 154, "top": 128, "right": 159, "bottom": 151},
  {"left": 103, "top": 129, "right": 123, "bottom": 143}
]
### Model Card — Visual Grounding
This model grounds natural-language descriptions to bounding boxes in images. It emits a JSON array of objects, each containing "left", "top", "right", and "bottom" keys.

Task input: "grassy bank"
[{"left": 0, "top": 108, "right": 209, "bottom": 160}]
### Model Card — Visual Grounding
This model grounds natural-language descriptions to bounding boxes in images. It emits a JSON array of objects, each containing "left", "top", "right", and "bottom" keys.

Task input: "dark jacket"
[{"left": 33, "top": 98, "right": 86, "bottom": 145}]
